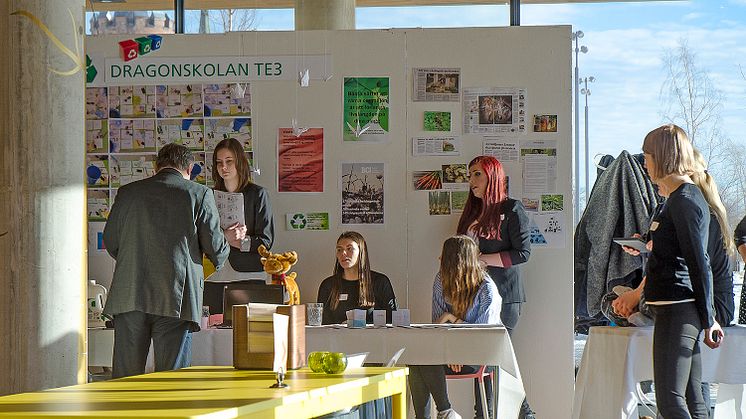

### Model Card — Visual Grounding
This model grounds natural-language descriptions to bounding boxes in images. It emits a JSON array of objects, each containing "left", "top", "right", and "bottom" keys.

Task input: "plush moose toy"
[{"left": 257, "top": 244, "right": 300, "bottom": 305}]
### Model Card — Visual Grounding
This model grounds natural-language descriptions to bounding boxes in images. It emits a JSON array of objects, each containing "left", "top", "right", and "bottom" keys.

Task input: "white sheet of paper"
[{"left": 272, "top": 313, "right": 289, "bottom": 373}]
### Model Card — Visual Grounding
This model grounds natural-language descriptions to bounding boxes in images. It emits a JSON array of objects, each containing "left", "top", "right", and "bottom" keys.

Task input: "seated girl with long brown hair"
[
  {"left": 317, "top": 231, "right": 397, "bottom": 324},
  {"left": 408, "top": 235, "right": 501, "bottom": 419}
]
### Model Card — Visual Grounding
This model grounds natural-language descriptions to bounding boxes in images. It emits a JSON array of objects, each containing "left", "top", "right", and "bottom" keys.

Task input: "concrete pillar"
[
  {"left": 0, "top": 0, "right": 86, "bottom": 395},
  {"left": 295, "top": 0, "right": 356, "bottom": 30}
]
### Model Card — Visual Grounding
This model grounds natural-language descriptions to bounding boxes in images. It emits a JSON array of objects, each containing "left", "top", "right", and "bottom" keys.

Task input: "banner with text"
[{"left": 88, "top": 55, "right": 332, "bottom": 86}]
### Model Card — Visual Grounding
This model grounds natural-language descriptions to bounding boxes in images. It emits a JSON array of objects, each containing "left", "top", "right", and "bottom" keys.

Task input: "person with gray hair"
[{"left": 103, "top": 142, "right": 231, "bottom": 378}]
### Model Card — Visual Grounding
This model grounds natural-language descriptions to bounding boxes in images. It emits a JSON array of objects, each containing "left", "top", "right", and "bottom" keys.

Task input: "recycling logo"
[
  {"left": 86, "top": 54, "right": 97, "bottom": 83},
  {"left": 290, "top": 213, "right": 307, "bottom": 230}
]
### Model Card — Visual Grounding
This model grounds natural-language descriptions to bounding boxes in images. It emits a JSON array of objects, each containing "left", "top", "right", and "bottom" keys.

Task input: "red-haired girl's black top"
[{"left": 467, "top": 198, "right": 531, "bottom": 304}]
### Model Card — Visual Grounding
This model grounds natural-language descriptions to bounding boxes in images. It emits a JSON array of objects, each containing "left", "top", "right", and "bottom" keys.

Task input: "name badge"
[
  {"left": 339, "top": 294, "right": 348, "bottom": 301},
  {"left": 650, "top": 221, "right": 660, "bottom": 231}
]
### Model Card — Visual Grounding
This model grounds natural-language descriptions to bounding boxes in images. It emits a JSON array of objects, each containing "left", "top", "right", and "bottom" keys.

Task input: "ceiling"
[{"left": 87, "top": 0, "right": 667, "bottom": 12}]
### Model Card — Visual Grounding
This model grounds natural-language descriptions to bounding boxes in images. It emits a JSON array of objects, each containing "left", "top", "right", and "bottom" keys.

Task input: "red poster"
[{"left": 278, "top": 128, "right": 324, "bottom": 192}]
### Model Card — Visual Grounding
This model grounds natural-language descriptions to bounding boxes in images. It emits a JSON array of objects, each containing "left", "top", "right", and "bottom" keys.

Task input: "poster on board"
[
  {"left": 109, "top": 85, "right": 156, "bottom": 118},
  {"left": 343, "top": 77, "right": 390, "bottom": 142},
  {"left": 278, "top": 128, "right": 324, "bottom": 193},
  {"left": 412, "top": 68, "right": 460, "bottom": 102},
  {"left": 412, "top": 136, "right": 461, "bottom": 157},
  {"left": 482, "top": 138, "right": 519, "bottom": 162},
  {"left": 340, "top": 163, "right": 385, "bottom": 225},
  {"left": 463, "top": 87, "right": 527, "bottom": 134},
  {"left": 204, "top": 117, "right": 252, "bottom": 150},
  {"left": 520, "top": 139, "right": 558, "bottom": 211},
  {"left": 530, "top": 212, "right": 566, "bottom": 248}
]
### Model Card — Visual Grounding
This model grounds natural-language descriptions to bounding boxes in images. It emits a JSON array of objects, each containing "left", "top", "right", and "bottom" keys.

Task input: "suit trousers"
[{"left": 112, "top": 310, "right": 193, "bottom": 379}]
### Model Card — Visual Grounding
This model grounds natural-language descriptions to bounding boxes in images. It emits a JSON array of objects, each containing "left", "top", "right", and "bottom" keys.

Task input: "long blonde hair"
[
  {"left": 642, "top": 124, "right": 697, "bottom": 181},
  {"left": 691, "top": 149, "right": 735, "bottom": 255},
  {"left": 439, "top": 235, "right": 485, "bottom": 319}
]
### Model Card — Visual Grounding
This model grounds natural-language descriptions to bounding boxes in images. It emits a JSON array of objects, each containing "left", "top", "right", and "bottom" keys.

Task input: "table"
[
  {"left": 0, "top": 366, "right": 408, "bottom": 418},
  {"left": 89, "top": 324, "right": 525, "bottom": 418},
  {"left": 306, "top": 325, "right": 525, "bottom": 419},
  {"left": 573, "top": 325, "right": 746, "bottom": 419}
]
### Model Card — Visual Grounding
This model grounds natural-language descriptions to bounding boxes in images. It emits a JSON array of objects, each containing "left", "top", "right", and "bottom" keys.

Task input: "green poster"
[{"left": 343, "top": 77, "right": 390, "bottom": 142}]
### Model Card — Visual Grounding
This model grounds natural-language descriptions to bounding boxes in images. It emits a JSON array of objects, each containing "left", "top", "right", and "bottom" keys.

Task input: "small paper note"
[
  {"left": 346, "top": 309, "right": 366, "bottom": 328},
  {"left": 392, "top": 309, "right": 410, "bottom": 327},
  {"left": 299, "top": 69, "right": 310, "bottom": 87},
  {"left": 373, "top": 310, "right": 386, "bottom": 327}
]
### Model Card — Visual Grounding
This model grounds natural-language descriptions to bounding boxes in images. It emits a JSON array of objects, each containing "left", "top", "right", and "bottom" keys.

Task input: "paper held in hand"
[{"left": 213, "top": 190, "right": 245, "bottom": 229}]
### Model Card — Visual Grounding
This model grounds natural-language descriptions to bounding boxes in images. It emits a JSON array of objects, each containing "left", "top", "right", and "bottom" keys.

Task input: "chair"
[
  {"left": 445, "top": 365, "right": 494, "bottom": 419},
  {"left": 346, "top": 352, "right": 370, "bottom": 369},
  {"left": 386, "top": 348, "right": 406, "bottom": 367}
]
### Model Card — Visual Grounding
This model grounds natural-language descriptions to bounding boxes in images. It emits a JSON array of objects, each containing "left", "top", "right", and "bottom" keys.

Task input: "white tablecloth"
[
  {"left": 89, "top": 324, "right": 525, "bottom": 418},
  {"left": 573, "top": 325, "right": 746, "bottom": 419}
]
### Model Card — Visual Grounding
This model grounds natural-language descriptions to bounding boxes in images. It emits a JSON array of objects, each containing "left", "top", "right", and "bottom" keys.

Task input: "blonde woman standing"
[{"left": 641, "top": 124, "right": 722, "bottom": 418}]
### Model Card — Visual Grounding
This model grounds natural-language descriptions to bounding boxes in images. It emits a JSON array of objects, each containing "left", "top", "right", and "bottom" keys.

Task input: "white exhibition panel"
[{"left": 86, "top": 26, "right": 573, "bottom": 418}]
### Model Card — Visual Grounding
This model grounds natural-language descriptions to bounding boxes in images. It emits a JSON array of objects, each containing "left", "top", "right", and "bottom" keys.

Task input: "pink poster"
[{"left": 278, "top": 128, "right": 324, "bottom": 192}]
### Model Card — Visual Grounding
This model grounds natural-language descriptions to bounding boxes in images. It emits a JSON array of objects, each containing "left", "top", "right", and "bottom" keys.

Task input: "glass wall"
[{"left": 86, "top": 11, "right": 175, "bottom": 35}]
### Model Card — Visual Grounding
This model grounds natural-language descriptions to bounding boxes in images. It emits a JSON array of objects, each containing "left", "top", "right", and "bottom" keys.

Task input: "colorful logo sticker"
[{"left": 118, "top": 35, "right": 162, "bottom": 62}]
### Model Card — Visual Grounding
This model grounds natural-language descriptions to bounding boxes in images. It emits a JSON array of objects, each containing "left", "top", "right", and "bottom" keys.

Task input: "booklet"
[{"left": 213, "top": 190, "right": 245, "bottom": 229}]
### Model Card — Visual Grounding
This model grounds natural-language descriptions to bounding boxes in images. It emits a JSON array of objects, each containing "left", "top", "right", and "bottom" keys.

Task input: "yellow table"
[{"left": 0, "top": 366, "right": 409, "bottom": 418}]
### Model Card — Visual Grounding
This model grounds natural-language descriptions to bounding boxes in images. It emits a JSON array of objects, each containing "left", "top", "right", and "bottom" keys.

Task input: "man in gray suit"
[{"left": 103, "top": 143, "right": 232, "bottom": 378}]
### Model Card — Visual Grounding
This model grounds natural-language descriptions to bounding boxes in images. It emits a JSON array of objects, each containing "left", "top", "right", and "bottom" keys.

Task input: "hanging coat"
[{"left": 574, "top": 150, "right": 662, "bottom": 317}]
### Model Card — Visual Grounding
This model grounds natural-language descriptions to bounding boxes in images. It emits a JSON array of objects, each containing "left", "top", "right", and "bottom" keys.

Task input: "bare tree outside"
[
  {"left": 661, "top": 40, "right": 727, "bottom": 164},
  {"left": 660, "top": 39, "right": 746, "bottom": 225},
  {"left": 209, "top": 9, "right": 258, "bottom": 32}
]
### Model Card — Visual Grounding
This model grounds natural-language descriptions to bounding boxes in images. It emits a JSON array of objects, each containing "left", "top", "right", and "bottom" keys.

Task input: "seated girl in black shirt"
[{"left": 317, "top": 231, "right": 397, "bottom": 324}]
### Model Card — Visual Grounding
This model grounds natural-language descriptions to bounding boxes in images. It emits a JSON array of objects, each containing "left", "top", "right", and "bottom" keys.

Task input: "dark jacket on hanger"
[{"left": 574, "top": 150, "right": 662, "bottom": 317}]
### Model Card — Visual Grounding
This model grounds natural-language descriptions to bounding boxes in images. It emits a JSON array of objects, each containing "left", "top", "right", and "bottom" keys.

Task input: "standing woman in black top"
[
  {"left": 456, "top": 155, "right": 533, "bottom": 419},
  {"left": 317, "top": 231, "right": 397, "bottom": 324},
  {"left": 457, "top": 156, "right": 531, "bottom": 333},
  {"left": 614, "top": 149, "right": 736, "bottom": 326},
  {"left": 642, "top": 124, "right": 723, "bottom": 418},
  {"left": 212, "top": 137, "right": 275, "bottom": 272}
]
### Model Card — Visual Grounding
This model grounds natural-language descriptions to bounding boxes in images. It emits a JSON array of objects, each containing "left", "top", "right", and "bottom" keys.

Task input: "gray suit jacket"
[{"left": 102, "top": 168, "right": 230, "bottom": 327}]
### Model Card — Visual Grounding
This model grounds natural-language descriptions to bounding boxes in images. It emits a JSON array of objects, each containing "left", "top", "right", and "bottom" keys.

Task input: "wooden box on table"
[{"left": 232, "top": 303, "right": 306, "bottom": 370}]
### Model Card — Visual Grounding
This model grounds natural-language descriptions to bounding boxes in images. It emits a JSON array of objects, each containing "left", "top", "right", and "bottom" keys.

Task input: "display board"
[{"left": 85, "top": 27, "right": 573, "bottom": 417}]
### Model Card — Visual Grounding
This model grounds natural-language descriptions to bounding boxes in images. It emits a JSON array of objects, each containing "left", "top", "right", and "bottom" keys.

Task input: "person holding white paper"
[
  {"left": 317, "top": 231, "right": 397, "bottom": 324},
  {"left": 408, "top": 235, "right": 500, "bottom": 419},
  {"left": 212, "top": 138, "right": 274, "bottom": 272}
]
